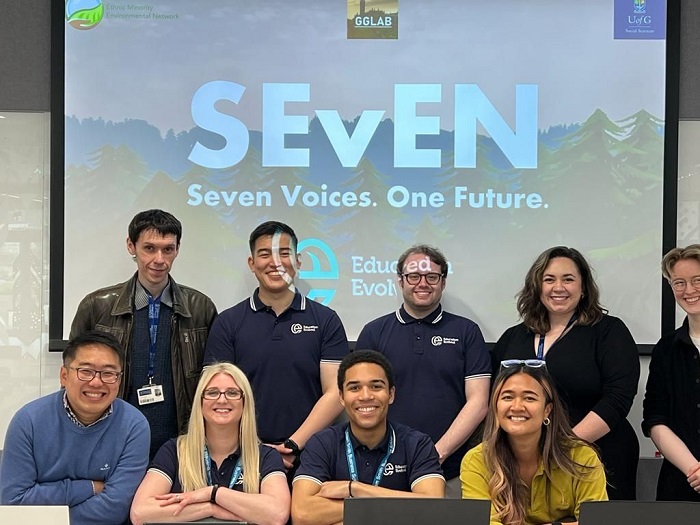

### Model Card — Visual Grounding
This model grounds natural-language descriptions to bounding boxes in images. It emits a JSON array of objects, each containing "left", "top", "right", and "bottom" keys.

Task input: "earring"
[{"left": 543, "top": 417, "right": 551, "bottom": 426}]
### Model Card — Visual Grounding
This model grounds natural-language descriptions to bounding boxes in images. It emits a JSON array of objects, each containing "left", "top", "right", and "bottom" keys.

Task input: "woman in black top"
[
  {"left": 492, "top": 246, "right": 640, "bottom": 500},
  {"left": 642, "top": 245, "right": 700, "bottom": 501}
]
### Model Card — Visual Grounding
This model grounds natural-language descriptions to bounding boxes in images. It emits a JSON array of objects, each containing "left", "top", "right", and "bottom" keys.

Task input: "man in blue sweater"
[{"left": 0, "top": 331, "right": 150, "bottom": 525}]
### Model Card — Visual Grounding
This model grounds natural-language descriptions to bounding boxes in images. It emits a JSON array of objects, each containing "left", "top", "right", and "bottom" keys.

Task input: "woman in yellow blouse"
[{"left": 461, "top": 360, "right": 607, "bottom": 525}]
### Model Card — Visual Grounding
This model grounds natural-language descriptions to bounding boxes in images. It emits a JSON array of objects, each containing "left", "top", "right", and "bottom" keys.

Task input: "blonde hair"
[
  {"left": 662, "top": 244, "right": 700, "bottom": 279},
  {"left": 483, "top": 366, "right": 601, "bottom": 525},
  {"left": 177, "top": 363, "right": 261, "bottom": 493}
]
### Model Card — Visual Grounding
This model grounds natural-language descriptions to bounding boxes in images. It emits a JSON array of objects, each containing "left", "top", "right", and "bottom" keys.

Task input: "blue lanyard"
[
  {"left": 344, "top": 425, "right": 394, "bottom": 486},
  {"left": 204, "top": 445, "right": 243, "bottom": 489},
  {"left": 146, "top": 293, "right": 162, "bottom": 381},
  {"left": 537, "top": 313, "right": 578, "bottom": 360}
]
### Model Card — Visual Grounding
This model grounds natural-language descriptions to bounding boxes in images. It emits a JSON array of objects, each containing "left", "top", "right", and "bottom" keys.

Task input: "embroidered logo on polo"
[
  {"left": 100, "top": 463, "right": 110, "bottom": 471},
  {"left": 431, "top": 336, "right": 459, "bottom": 346},
  {"left": 291, "top": 323, "right": 319, "bottom": 334},
  {"left": 383, "top": 463, "right": 406, "bottom": 475}
]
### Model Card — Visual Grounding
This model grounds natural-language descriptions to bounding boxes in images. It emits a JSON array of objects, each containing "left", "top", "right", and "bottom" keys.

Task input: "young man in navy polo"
[
  {"left": 356, "top": 244, "right": 491, "bottom": 498},
  {"left": 291, "top": 350, "right": 445, "bottom": 525},
  {"left": 204, "top": 221, "right": 349, "bottom": 470}
]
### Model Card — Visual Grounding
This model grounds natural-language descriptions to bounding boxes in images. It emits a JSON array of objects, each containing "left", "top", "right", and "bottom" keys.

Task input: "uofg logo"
[
  {"left": 633, "top": 0, "right": 646, "bottom": 13},
  {"left": 66, "top": 0, "right": 104, "bottom": 30}
]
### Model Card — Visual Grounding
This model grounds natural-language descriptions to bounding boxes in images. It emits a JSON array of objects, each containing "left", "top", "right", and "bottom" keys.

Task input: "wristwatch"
[{"left": 284, "top": 438, "right": 301, "bottom": 456}]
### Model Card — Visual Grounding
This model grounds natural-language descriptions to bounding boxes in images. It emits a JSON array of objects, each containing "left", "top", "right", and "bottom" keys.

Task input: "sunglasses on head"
[{"left": 500, "top": 359, "right": 547, "bottom": 371}]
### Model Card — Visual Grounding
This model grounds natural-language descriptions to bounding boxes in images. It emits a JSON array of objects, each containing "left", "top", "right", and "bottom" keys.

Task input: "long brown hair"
[
  {"left": 482, "top": 364, "right": 601, "bottom": 525},
  {"left": 516, "top": 246, "right": 605, "bottom": 334}
]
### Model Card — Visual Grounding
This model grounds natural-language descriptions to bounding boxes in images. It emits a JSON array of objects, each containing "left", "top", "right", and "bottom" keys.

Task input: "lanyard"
[
  {"left": 146, "top": 293, "right": 162, "bottom": 382},
  {"left": 204, "top": 445, "right": 243, "bottom": 489},
  {"left": 344, "top": 425, "right": 394, "bottom": 486},
  {"left": 537, "top": 313, "right": 578, "bottom": 360}
]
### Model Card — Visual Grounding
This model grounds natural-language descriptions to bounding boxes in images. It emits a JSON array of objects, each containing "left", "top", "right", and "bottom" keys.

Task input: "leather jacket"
[{"left": 70, "top": 273, "right": 218, "bottom": 432}]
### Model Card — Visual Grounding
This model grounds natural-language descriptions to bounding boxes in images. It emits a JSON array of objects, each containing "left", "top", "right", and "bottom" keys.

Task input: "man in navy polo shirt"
[
  {"left": 204, "top": 221, "right": 349, "bottom": 470},
  {"left": 291, "top": 350, "right": 445, "bottom": 525},
  {"left": 356, "top": 244, "right": 490, "bottom": 498}
]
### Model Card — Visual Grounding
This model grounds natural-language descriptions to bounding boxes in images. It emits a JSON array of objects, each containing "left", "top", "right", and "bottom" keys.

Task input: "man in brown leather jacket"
[{"left": 70, "top": 209, "right": 217, "bottom": 458}]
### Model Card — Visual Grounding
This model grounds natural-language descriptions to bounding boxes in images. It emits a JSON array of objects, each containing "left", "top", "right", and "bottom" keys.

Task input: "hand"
[
  {"left": 92, "top": 480, "right": 105, "bottom": 494},
  {"left": 687, "top": 462, "right": 700, "bottom": 492},
  {"left": 155, "top": 487, "right": 211, "bottom": 515},
  {"left": 266, "top": 442, "right": 297, "bottom": 469},
  {"left": 317, "top": 480, "right": 352, "bottom": 499}
]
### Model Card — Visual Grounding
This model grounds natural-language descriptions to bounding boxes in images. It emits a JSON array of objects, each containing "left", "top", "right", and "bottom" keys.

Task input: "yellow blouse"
[{"left": 460, "top": 442, "right": 607, "bottom": 525}]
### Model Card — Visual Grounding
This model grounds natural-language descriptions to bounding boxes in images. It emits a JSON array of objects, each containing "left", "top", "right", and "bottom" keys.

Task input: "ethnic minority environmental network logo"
[{"left": 66, "top": 0, "right": 104, "bottom": 30}]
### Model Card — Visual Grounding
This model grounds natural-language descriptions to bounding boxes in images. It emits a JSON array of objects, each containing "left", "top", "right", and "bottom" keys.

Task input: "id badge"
[{"left": 137, "top": 384, "right": 165, "bottom": 405}]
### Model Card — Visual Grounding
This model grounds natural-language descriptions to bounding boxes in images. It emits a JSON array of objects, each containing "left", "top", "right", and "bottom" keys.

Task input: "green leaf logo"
[{"left": 66, "top": 0, "right": 104, "bottom": 30}]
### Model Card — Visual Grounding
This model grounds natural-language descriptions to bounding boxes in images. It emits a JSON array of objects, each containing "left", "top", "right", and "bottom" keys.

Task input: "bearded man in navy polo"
[{"left": 356, "top": 244, "right": 491, "bottom": 498}]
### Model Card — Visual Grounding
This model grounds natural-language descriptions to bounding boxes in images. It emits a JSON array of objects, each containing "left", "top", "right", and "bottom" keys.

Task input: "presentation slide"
[{"left": 63, "top": 0, "right": 668, "bottom": 343}]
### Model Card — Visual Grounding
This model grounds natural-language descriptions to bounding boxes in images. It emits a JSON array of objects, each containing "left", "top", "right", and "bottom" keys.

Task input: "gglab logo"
[{"left": 66, "top": 0, "right": 104, "bottom": 30}]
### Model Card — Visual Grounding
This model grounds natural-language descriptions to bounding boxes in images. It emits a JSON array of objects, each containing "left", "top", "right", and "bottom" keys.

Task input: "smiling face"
[
  {"left": 398, "top": 252, "right": 445, "bottom": 318},
  {"left": 202, "top": 373, "right": 244, "bottom": 430},
  {"left": 496, "top": 372, "right": 552, "bottom": 441},
  {"left": 126, "top": 228, "right": 179, "bottom": 296},
  {"left": 60, "top": 343, "right": 122, "bottom": 426},
  {"left": 248, "top": 233, "right": 300, "bottom": 295},
  {"left": 539, "top": 257, "right": 583, "bottom": 319},
  {"left": 340, "top": 362, "right": 395, "bottom": 436},
  {"left": 669, "top": 258, "right": 700, "bottom": 317}
]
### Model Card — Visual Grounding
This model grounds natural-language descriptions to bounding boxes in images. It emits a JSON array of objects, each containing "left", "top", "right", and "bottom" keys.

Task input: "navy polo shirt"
[
  {"left": 149, "top": 439, "right": 285, "bottom": 492},
  {"left": 204, "top": 289, "right": 349, "bottom": 442},
  {"left": 293, "top": 421, "right": 444, "bottom": 490},
  {"left": 356, "top": 305, "right": 490, "bottom": 479}
]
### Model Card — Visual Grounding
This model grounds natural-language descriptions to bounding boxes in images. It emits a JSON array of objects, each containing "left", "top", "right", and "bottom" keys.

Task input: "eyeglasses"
[
  {"left": 500, "top": 359, "right": 547, "bottom": 371},
  {"left": 669, "top": 276, "right": 700, "bottom": 292},
  {"left": 66, "top": 366, "right": 122, "bottom": 384},
  {"left": 402, "top": 273, "right": 443, "bottom": 285},
  {"left": 202, "top": 388, "right": 244, "bottom": 401}
]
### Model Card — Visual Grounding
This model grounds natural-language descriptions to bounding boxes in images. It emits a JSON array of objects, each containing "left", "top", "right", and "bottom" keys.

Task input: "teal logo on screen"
[
  {"left": 298, "top": 238, "right": 339, "bottom": 306},
  {"left": 633, "top": 0, "right": 646, "bottom": 13},
  {"left": 66, "top": 0, "right": 104, "bottom": 30}
]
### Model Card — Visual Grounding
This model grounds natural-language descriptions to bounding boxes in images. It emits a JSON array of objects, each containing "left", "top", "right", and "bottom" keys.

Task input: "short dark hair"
[
  {"left": 337, "top": 350, "right": 395, "bottom": 391},
  {"left": 63, "top": 330, "right": 125, "bottom": 369},
  {"left": 128, "top": 209, "right": 182, "bottom": 246},
  {"left": 248, "top": 221, "right": 298, "bottom": 254},
  {"left": 396, "top": 244, "right": 448, "bottom": 276}
]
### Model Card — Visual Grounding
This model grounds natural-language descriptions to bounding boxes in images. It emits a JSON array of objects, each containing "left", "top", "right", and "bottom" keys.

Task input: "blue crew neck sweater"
[{"left": 0, "top": 390, "right": 150, "bottom": 525}]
